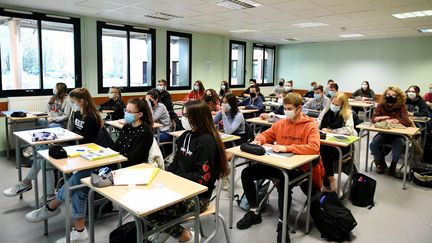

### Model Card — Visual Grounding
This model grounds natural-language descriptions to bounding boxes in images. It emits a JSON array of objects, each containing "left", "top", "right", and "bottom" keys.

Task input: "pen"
[{"left": 76, "top": 149, "right": 85, "bottom": 152}]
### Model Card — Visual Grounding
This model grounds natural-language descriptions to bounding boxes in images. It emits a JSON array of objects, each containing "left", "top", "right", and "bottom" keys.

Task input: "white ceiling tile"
[
  {"left": 325, "top": 1, "right": 377, "bottom": 14},
  {"left": 106, "top": 0, "right": 147, "bottom": 5},
  {"left": 162, "top": 8, "right": 201, "bottom": 18},
  {"left": 77, "top": 0, "right": 124, "bottom": 11},
  {"left": 308, "top": 0, "right": 357, "bottom": 7},
  {"left": 133, "top": 1, "right": 174, "bottom": 12},
  {"left": 269, "top": 0, "right": 321, "bottom": 12},
  {"left": 367, "top": 0, "right": 428, "bottom": 8},
  {"left": 294, "top": 8, "right": 335, "bottom": 18},
  {"left": 184, "top": 2, "right": 229, "bottom": 14}
]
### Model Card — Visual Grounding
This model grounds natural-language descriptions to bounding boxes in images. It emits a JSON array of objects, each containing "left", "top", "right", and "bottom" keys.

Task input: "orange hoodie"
[{"left": 255, "top": 113, "right": 324, "bottom": 189}]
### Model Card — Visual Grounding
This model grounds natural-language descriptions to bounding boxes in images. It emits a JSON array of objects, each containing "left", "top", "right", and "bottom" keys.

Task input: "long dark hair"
[
  {"left": 205, "top": 89, "right": 219, "bottom": 109},
  {"left": 56, "top": 82, "right": 68, "bottom": 100},
  {"left": 128, "top": 98, "right": 153, "bottom": 127},
  {"left": 110, "top": 86, "right": 122, "bottom": 101},
  {"left": 69, "top": 87, "right": 103, "bottom": 127},
  {"left": 219, "top": 81, "right": 230, "bottom": 96},
  {"left": 361, "top": 81, "right": 371, "bottom": 92},
  {"left": 184, "top": 100, "right": 228, "bottom": 178},
  {"left": 194, "top": 80, "right": 205, "bottom": 93},
  {"left": 224, "top": 93, "right": 239, "bottom": 117}
]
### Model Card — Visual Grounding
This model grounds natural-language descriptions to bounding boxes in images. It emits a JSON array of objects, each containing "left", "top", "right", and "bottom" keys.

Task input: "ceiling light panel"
[
  {"left": 212, "top": 0, "right": 262, "bottom": 10},
  {"left": 339, "top": 33, "right": 365, "bottom": 38},
  {"left": 392, "top": 10, "right": 432, "bottom": 19},
  {"left": 292, "top": 22, "right": 329, "bottom": 28}
]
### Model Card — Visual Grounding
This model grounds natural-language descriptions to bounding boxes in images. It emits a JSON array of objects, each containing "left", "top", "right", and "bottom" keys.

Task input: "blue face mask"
[
  {"left": 314, "top": 93, "right": 322, "bottom": 100},
  {"left": 71, "top": 103, "right": 80, "bottom": 111},
  {"left": 124, "top": 112, "right": 136, "bottom": 124},
  {"left": 328, "top": 91, "right": 334, "bottom": 97},
  {"left": 330, "top": 104, "right": 341, "bottom": 113}
]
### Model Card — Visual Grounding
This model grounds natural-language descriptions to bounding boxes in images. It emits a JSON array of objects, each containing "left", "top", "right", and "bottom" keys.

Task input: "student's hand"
[
  {"left": 220, "top": 105, "right": 226, "bottom": 115},
  {"left": 243, "top": 94, "right": 250, "bottom": 98},
  {"left": 239, "top": 106, "right": 246, "bottom": 110},
  {"left": 361, "top": 97, "right": 368, "bottom": 101},
  {"left": 273, "top": 145, "right": 288, "bottom": 153},
  {"left": 251, "top": 140, "right": 261, "bottom": 145},
  {"left": 47, "top": 117, "right": 53, "bottom": 123},
  {"left": 376, "top": 116, "right": 390, "bottom": 121},
  {"left": 118, "top": 119, "right": 126, "bottom": 125},
  {"left": 426, "top": 101, "right": 431, "bottom": 106},
  {"left": 408, "top": 112, "right": 414, "bottom": 116},
  {"left": 387, "top": 119, "right": 400, "bottom": 124},
  {"left": 260, "top": 113, "right": 269, "bottom": 120},
  {"left": 322, "top": 128, "right": 332, "bottom": 133}
]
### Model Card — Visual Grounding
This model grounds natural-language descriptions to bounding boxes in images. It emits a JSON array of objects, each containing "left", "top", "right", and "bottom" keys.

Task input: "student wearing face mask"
[
  {"left": 259, "top": 90, "right": 289, "bottom": 120},
  {"left": 303, "top": 81, "right": 317, "bottom": 101},
  {"left": 46, "top": 82, "right": 72, "bottom": 128},
  {"left": 183, "top": 80, "right": 205, "bottom": 101},
  {"left": 238, "top": 85, "right": 264, "bottom": 117},
  {"left": 370, "top": 86, "right": 415, "bottom": 176},
  {"left": 213, "top": 94, "right": 245, "bottom": 141},
  {"left": 146, "top": 100, "right": 228, "bottom": 243},
  {"left": 146, "top": 89, "right": 173, "bottom": 142},
  {"left": 272, "top": 78, "right": 285, "bottom": 95},
  {"left": 324, "top": 79, "right": 335, "bottom": 96},
  {"left": 317, "top": 92, "right": 357, "bottom": 191},
  {"left": 283, "top": 81, "right": 293, "bottom": 93},
  {"left": 351, "top": 81, "right": 376, "bottom": 101},
  {"left": 156, "top": 79, "right": 174, "bottom": 113},
  {"left": 237, "top": 93, "right": 324, "bottom": 243},
  {"left": 303, "top": 85, "right": 329, "bottom": 117},
  {"left": 405, "top": 85, "right": 428, "bottom": 118},
  {"left": 219, "top": 80, "right": 231, "bottom": 97},
  {"left": 326, "top": 83, "right": 339, "bottom": 99},
  {"left": 241, "top": 79, "right": 257, "bottom": 98},
  {"left": 111, "top": 98, "right": 154, "bottom": 167},
  {"left": 204, "top": 89, "right": 221, "bottom": 114},
  {"left": 98, "top": 86, "right": 125, "bottom": 120}
]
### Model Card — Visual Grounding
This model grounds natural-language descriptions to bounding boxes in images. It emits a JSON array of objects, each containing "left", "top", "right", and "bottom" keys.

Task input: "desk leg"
[
  {"left": 42, "top": 159, "right": 48, "bottom": 235},
  {"left": 15, "top": 137, "right": 23, "bottom": 200},
  {"left": 32, "top": 146, "right": 39, "bottom": 210},
  {"left": 403, "top": 136, "right": 410, "bottom": 190},
  {"left": 305, "top": 161, "right": 313, "bottom": 234},
  {"left": 347, "top": 144, "right": 356, "bottom": 196},
  {"left": 335, "top": 146, "right": 343, "bottom": 198},
  {"left": 6, "top": 117, "right": 10, "bottom": 160},
  {"left": 64, "top": 173, "right": 71, "bottom": 243},
  {"left": 157, "top": 129, "right": 160, "bottom": 144},
  {"left": 365, "top": 130, "right": 370, "bottom": 172},
  {"left": 193, "top": 195, "right": 200, "bottom": 243},
  {"left": 228, "top": 155, "right": 237, "bottom": 229},
  {"left": 134, "top": 216, "right": 143, "bottom": 243},
  {"left": 281, "top": 170, "right": 290, "bottom": 243},
  {"left": 88, "top": 189, "right": 95, "bottom": 243}
]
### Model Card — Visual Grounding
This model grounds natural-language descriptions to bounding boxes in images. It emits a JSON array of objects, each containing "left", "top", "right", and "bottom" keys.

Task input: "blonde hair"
[
  {"left": 283, "top": 92, "right": 303, "bottom": 107},
  {"left": 332, "top": 92, "right": 351, "bottom": 122}
]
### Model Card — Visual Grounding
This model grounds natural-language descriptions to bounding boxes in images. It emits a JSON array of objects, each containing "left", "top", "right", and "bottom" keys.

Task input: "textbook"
[
  {"left": 327, "top": 135, "right": 358, "bottom": 143},
  {"left": 79, "top": 148, "right": 119, "bottom": 161},
  {"left": 64, "top": 144, "right": 103, "bottom": 157},
  {"left": 113, "top": 167, "right": 160, "bottom": 185}
]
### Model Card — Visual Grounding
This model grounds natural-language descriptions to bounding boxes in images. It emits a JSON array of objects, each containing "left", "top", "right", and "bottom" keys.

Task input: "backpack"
[
  {"left": 109, "top": 221, "right": 143, "bottom": 243},
  {"left": 310, "top": 191, "right": 357, "bottom": 242},
  {"left": 169, "top": 111, "right": 183, "bottom": 131},
  {"left": 95, "top": 127, "right": 115, "bottom": 148},
  {"left": 235, "top": 179, "right": 271, "bottom": 212},
  {"left": 350, "top": 173, "right": 376, "bottom": 209}
]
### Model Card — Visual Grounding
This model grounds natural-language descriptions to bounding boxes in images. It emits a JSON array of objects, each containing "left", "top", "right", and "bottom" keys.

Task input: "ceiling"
[{"left": 1, "top": 0, "right": 432, "bottom": 44}]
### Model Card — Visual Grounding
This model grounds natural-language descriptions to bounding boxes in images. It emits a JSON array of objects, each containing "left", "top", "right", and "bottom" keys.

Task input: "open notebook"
[
  {"left": 80, "top": 148, "right": 119, "bottom": 161},
  {"left": 113, "top": 167, "right": 160, "bottom": 185},
  {"left": 262, "top": 145, "right": 294, "bottom": 158}
]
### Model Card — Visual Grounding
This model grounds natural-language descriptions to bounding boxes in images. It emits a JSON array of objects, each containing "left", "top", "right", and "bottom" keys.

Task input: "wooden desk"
[
  {"left": 348, "top": 100, "right": 374, "bottom": 122},
  {"left": 356, "top": 123, "right": 420, "bottom": 190},
  {"left": 264, "top": 96, "right": 278, "bottom": 102},
  {"left": 13, "top": 128, "right": 83, "bottom": 208},
  {"left": 239, "top": 108, "right": 259, "bottom": 114},
  {"left": 226, "top": 145, "right": 318, "bottom": 243},
  {"left": 105, "top": 119, "right": 164, "bottom": 143},
  {"left": 2, "top": 111, "right": 50, "bottom": 160},
  {"left": 82, "top": 163, "right": 207, "bottom": 243},
  {"left": 410, "top": 116, "right": 430, "bottom": 150},
  {"left": 38, "top": 144, "right": 127, "bottom": 243}
]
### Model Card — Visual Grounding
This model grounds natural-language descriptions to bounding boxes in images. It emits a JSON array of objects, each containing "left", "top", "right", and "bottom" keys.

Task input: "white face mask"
[
  {"left": 407, "top": 92, "right": 416, "bottom": 99},
  {"left": 181, "top": 116, "right": 192, "bottom": 131},
  {"left": 330, "top": 104, "right": 341, "bottom": 113},
  {"left": 362, "top": 85, "right": 368, "bottom": 90},
  {"left": 284, "top": 86, "right": 292, "bottom": 91},
  {"left": 277, "top": 98, "right": 284, "bottom": 106},
  {"left": 53, "top": 88, "right": 58, "bottom": 96},
  {"left": 71, "top": 102, "right": 80, "bottom": 111},
  {"left": 221, "top": 85, "right": 226, "bottom": 90},
  {"left": 108, "top": 93, "right": 115, "bottom": 99},
  {"left": 156, "top": 85, "right": 165, "bottom": 92},
  {"left": 284, "top": 108, "right": 298, "bottom": 120},
  {"left": 194, "top": 85, "right": 200, "bottom": 91},
  {"left": 310, "top": 86, "right": 315, "bottom": 91}
]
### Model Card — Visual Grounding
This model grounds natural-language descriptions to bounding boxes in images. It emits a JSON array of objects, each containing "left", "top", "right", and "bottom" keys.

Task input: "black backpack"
[
  {"left": 350, "top": 173, "right": 376, "bottom": 209},
  {"left": 310, "top": 191, "right": 357, "bottom": 242},
  {"left": 109, "top": 221, "right": 143, "bottom": 243}
]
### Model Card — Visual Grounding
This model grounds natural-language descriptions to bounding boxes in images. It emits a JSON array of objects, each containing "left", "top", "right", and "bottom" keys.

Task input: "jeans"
[
  {"left": 159, "top": 132, "right": 172, "bottom": 143},
  {"left": 370, "top": 133, "right": 405, "bottom": 163},
  {"left": 25, "top": 158, "right": 55, "bottom": 196},
  {"left": 241, "top": 163, "right": 306, "bottom": 220},
  {"left": 56, "top": 169, "right": 92, "bottom": 218}
]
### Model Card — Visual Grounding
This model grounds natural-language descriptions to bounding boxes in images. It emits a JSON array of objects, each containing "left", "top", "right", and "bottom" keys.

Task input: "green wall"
[{"left": 276, "top": 37, "right": 432, "bottom": 95}]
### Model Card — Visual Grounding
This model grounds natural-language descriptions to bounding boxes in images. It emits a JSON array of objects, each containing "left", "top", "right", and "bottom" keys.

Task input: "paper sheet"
[
  {"left": 120, "top": 187, "right": 184, "bottom": 213},
  {"left": 113, "top": 168, "right": 159, "bottom": 185}
]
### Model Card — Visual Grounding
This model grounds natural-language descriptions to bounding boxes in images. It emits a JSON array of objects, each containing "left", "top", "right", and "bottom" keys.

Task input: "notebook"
[
  {"left": 262, "top": 145, "right": 294, "bottom": 158},
  {"left": 113, "top": 167, "right": 160, "bottom": 185},
  {"left": 79, "top": 148, "right": 119, "bottom": 161},
  {"left": 64, "top": 144, "right": 103, "bottom": 157}
]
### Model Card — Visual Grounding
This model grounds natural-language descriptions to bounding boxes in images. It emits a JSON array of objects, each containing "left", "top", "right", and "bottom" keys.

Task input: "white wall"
[{"left": 276, "top": 37, "right": 432, "bottom": 95}]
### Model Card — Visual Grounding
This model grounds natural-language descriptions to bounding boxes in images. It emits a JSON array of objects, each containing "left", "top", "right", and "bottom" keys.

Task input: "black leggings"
[
  {"left": 241, "top": 163, "right": 310, "bottom": 220},
  {"left": 320, "top": 145, "right": 351, "bottom": 186}
]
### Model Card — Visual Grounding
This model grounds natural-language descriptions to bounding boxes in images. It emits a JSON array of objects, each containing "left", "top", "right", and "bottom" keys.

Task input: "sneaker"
[
  {"left": 25, "top": 205, "right": 60, "bottom": 222},
  {"left": 387, "top": 162, "right": 397, "bottom": 176},
  {"left": 30, "top": 194, "right": 56, "bottom": 208},
  {"left": 55, "top": 227, "right": 88, "bottom": 243},
  {"left": 222, "top": 177, "right": 230, "bottom": 191},
  {"left": 276, "top": 222, "right": 291, "bottom": 243},
  {"left": 149, "top": 232, "right": 170, "bottom": 243},
  {"left": 3, "top": 182, "right": 32, "bottom": 197},
  {"left": 182, "top": 229, "right": 201, "bottom": 243},
  {"left": 374, "top": 160, "right": 387, "bottom": 174},
  {"left": 22, "top": 147, "right": 33, "bottom": 158},
  {"left": 236, "top": 211, "right": 262, "bottom": 230}
]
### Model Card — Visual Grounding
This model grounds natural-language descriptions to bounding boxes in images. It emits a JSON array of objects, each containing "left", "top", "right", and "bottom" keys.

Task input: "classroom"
[{"left": 0, "top": 0, "right": 432, "bottom": 243}]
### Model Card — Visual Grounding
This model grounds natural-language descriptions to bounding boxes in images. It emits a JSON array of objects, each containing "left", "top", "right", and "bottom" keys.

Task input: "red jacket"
[
  {"left": 255, "top": 113, "right": 324, "bottom": 189},
  {"left": 183, "top": 90, "right": 204, "bottom": 101}
]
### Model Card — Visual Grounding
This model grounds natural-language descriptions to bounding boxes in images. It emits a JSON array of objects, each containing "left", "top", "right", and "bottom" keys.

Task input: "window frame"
[
  {"left": 228, "top": 40, "right": 246, "bottom": 88},
  {"left": 252, "top": 43, "right": 275, "bottom": 87},
  {"left": 0, "top": 8, "right": 81, "bottom": 98},
  {"left": 166, "top": 31, "right": 192, "bottom": 91},
  {"left": 97, "top": 21, "right": 156, "bottom": 94}
]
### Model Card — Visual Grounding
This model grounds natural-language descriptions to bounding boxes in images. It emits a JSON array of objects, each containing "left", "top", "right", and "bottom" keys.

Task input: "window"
[
  {"left": 97, "top": 21, "right": 155, "bottom": 93},
  {"left": 252, "top": 44, "right": 275, "bottom": 86},
  {"left": 0, "top": 8, "right": 81, "bottom": 97},
  {"left": 167, "top": 31, "right": 191, "bottom": 90},
  {"left": 229, "top": 40, "right": 246, "bottom": 87}
]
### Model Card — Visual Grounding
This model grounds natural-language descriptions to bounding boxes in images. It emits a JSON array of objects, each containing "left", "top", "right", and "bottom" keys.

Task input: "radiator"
[{"left": 7, "top": 96, "right": 51, "bottom": 150}]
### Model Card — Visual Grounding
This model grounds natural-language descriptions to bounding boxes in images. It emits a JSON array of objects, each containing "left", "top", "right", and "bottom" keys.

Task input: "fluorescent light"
[
  {"left": 392, "top": 10, "right": 432, "bottom": 19},
  {"left": 339, "top": 34, "right": 365, "bottom": 38},
  {"left": 213, "top": 0, "right": 262, "bottom": 10},
  {"left": 419, "top": 28, "right": 432, "bottom": 33},
  {"left": 229, "top": 29, "right": 257, "bottom": 33},
  {"left": 283, "top": 38, "right": 301, "bottom": 41},
  {"left": 144, "top": 12, "right": 183, "bottom": 21},
  {"left": 292, "top": 22, "right": 329, "bottom": 28}
]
